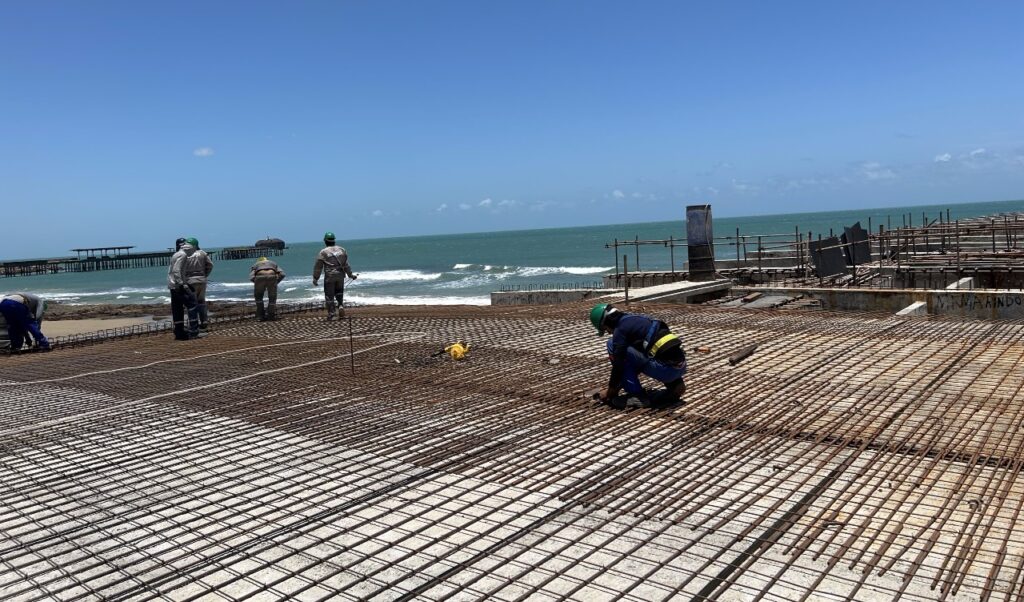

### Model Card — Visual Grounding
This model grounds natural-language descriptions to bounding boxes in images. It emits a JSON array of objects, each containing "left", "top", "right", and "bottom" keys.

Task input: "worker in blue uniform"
[
  {"left": 0, "top": 292, "right": 50, "bottom": 352},
  {"left": 590, "top": 303, "right": 686, "bottom": 408}
]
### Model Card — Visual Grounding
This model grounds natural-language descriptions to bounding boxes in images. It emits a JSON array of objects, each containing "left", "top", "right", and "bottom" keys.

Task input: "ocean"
[{"left": 6, "top": 199, "right": 1023, "bottom": 306}]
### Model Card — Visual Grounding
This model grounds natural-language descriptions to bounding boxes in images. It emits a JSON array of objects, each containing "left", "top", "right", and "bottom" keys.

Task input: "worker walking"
[
  {"left": 590, "top": 303, "right": 686, "bottom": 409},
  {"left": 312, "top": 231, "right": 357, "bottom": 320},
  {"left": 180, "top": 237, "right": 214, "bottom": 330},
  {"left": 249, "top": 256, "right": 286, "bottom": 321},
  {"left": 0, "top": 292, "right": 50, "bottom": 352}
]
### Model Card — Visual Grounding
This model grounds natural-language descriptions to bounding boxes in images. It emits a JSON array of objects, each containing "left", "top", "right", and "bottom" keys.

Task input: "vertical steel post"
[
  {"left": 794, "top": 226, "right": 799, "bottom": 265},
  {"left": 817, "top": 234, "right": 823, "bottom": 286},
  {"left": 623, "top": 255, "right": 630, "bottom": 305},
  {"left": 348, "top": 316, "right": 355, "bottom": 375},
  {"left": 613, "top": 239, "right": 619, "bottom": 276},
  {"left": 669, "top": 236, "right": 675, "bottom": 274},
  {"left": 956, "top": 219, "right": 961, "bottom": 279}
]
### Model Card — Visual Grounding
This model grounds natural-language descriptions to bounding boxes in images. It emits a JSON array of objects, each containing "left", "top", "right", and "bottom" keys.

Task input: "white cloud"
[
  {"left": 372, "top": 210, "right": 383, "bottom": 217},
  {"left": 459, "top": 203, "right": 472, "bottom": 210},
  {"left": 860, "top": 161, "right": 896, "bottom": 180},
  {"left": 436, "top": 203, "right": 448, "bottom": 212},
  {"left": 631, "top": 192, "right": 643, "bottom": 199},
  {"left": 478, "top": 198, "right": 492, "bottom": 207},
  {"left": 732, "top": 179, "right": 760, "bottom": 193},
  {"left": 934, "top": 153, "right": 952, "bottom": 162},
  {"left": 970, "top": 148, "right": 988, "bottom": 158},
  {"left": 612, "top": 189, "right": 625, "bottom": 199},
  {"left": 497, "top": 199, "right": 518, "bottom": 207},
  {"left": 192, "top": 147, "right": 215, "bottom": 157}
]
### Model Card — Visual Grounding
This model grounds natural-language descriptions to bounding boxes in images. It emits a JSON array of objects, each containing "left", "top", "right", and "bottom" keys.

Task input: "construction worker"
[
  {"left": 167, "top": 238, "right": 203, "bottom": 340},
  {"left": 590, "top": 303, "right": 686, "bottom": 409},
  {"left": 0, "top": 292, "right": 50, "bottom": 352},
  {"left": 180, "top": 237, "right": 214, "bottom": 330},
  {"left": 167, "top": 237, "right": 191, "bottom": 340},
  {"left": 312, "top": 231, "right": 357, "bottom": 320},
  {"left": 249, "top": 256, "right": 286, "bottom": 321}
]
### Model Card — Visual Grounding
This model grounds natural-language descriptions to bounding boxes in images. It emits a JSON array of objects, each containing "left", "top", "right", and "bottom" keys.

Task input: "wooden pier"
[
  {"left": 1, "top": 245, "right": 285, "bottom": 278},
  {"left": 212, "top": 246, "right": 286, "bottom": 261},
  {"left": 1, "top": 246, "right": 172, "bottom": 278}
]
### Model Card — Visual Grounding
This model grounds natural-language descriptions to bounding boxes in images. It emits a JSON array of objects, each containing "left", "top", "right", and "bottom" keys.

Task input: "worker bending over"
[
  {"left": 590, "top": 303, "right": 686, "bottom": 408},
  {"left": 249, "top": 256, "right": 286, "bottom": 321},
  {"left": 0, "top": 292, "right": 50, "bottom": 351}
]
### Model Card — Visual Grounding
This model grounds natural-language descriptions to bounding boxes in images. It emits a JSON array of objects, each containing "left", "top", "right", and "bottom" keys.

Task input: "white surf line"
[
  {"left": 0, "top": 333, "right": 426, "bottom": 438},
  {"left": 1, "top": 332, "right": 427, "bottom": 387}
]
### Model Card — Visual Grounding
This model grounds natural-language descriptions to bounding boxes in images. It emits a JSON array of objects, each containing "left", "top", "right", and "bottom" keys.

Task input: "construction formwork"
[
  {"left": 2, "top": 302, "right": 1024, "bottom": 601},
  {"left": 605, "top": 212, "right": 1024, "bottom": 291}
]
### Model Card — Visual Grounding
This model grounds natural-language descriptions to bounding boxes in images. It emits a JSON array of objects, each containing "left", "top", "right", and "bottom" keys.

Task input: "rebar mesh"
[{"left": 2, "top": 303, "right": 1023, "bottom": 601}]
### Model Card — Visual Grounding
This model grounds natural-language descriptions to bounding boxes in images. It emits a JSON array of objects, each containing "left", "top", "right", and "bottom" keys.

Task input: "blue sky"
[{"left": 2, "top": 1, "right": 1022, "bottom": 257}]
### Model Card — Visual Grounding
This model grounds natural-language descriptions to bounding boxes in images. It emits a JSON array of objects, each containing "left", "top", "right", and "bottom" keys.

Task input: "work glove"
[
  {"left": 351, "top": 274, "right": 358, "bottom": 280},
  {"left": 312, "top": 280, "right": 318, "bottom": 286}
]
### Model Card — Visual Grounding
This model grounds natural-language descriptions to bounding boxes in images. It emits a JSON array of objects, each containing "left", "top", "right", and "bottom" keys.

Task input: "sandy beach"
[{"left": 41, "top": 316, "right": 161, "bottom": 337}]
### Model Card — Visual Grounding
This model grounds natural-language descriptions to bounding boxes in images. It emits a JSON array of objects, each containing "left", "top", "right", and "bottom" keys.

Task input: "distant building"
[{"left": 255, "top": 237, "right": 286, "bottom": 250}]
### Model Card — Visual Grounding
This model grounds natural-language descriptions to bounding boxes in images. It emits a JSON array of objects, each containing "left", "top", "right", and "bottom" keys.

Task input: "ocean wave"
[
  {"left": 517, "top": 266, "right": 613, "bottom": 276},
  {"left": 258, "top": 292, "right": 489, "bottom": 306},
  {"left": 449, "top": 264, "right": 611, "bottom": 277},
  {"left": 356, "top": 270, "right": 443, "bottom": 282},
  {"left": 346, "top": 294, "right": 489, "bottom": 306},
  {"left": 432, "top": 274, "right": 509, "bottom": 289}
]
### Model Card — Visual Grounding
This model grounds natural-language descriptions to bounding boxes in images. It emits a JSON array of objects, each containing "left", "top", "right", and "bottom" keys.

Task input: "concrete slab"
[
  {"left": 605, "top": 278, "right": 732, "bottom": 304},
  {"left": 896, "top": 301, "right": 927, "bottom": 316}
]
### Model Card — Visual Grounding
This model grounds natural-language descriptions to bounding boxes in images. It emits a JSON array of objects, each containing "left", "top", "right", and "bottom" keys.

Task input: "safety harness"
[{"left": 642, "top": 320, "right": 682, "bottom": 359}]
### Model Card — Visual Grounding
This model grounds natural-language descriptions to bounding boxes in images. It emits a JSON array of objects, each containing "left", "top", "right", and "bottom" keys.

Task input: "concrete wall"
[
  {"left": 490, "top": 289, "right": 621, "bottom": 306},
  {"left": 734, "top": 285, "right": 1024, "bottom": 320},
  {"left": 602, "top": 272, "right": 688, "bottom": 288}
]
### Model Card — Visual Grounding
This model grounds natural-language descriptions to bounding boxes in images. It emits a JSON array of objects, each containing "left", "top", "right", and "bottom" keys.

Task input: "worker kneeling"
[{"left": 591, "top": 303, "right": 686, "bottom": 409}]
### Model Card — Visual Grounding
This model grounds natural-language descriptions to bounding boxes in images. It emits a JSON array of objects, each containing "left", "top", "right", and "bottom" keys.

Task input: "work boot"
[
  {"left": 326, "top": 314, "right": 336, "bottom": 321},
  {"left": 648, "top": 389, "right": 682, "bottom": 409},
  {"left": 609, "top": 393, "right": 649, "bottom": 410}
]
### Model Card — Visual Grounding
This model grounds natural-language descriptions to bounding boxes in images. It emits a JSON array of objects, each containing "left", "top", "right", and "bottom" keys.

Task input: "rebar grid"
[{"left": 2, "top": 304, "right": 1024, "bottom": 601}]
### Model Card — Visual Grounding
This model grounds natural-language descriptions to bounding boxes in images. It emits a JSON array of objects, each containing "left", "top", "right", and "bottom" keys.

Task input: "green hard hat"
[
  {"left": 324, "top": 231, "right": 336, "bottom": 241},
  {"left": 185, "top": 237, "right": 199, "bottom": 247},
  {"left": 589, "top": 303, "right": 612, "bottom": 336}
]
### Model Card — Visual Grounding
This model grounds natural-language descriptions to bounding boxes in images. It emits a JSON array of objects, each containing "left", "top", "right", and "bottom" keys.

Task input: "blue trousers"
[
  {"left": 607, "top": 339, "right": 685, "bottom": 394},
  {"left": 1, "top": 299, "right": 49, "bottom": 350}
]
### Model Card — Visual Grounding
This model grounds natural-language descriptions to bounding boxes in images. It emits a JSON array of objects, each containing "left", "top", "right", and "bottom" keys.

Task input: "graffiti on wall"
[{"left": 935, "top": 293, "right": 1024, "bottom": 313}]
